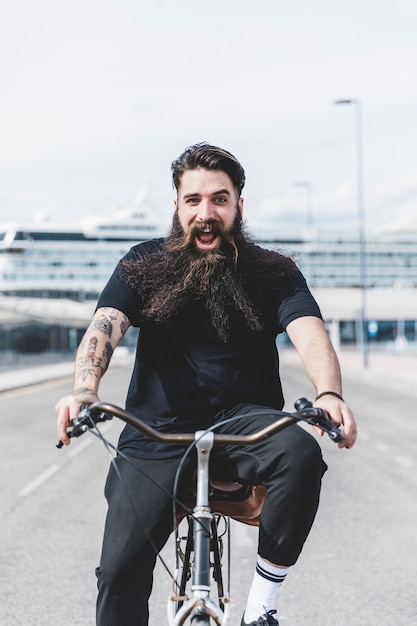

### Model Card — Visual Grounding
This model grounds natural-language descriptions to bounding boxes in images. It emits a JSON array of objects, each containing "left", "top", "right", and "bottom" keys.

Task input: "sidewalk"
[
  {"left": 0, "top": 361, "right": 75, "bottom": 392},
  {"left": 340, "top": 347, "right": 417, "bottom": 398}
]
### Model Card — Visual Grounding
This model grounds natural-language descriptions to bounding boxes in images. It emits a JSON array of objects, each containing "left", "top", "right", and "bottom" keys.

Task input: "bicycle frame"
[{"left": 168, "top": 430, "right": 230, "bottom": 625}]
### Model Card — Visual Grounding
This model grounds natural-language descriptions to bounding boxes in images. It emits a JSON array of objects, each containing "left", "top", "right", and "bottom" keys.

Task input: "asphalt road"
[{"left": 1, "top": 358, "right": 416, "bottom": 625}]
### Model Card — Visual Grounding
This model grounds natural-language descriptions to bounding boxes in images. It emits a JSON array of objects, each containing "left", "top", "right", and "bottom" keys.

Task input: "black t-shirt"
[{"left": 97, "top": 239, "right": 322, "bottom": 458}]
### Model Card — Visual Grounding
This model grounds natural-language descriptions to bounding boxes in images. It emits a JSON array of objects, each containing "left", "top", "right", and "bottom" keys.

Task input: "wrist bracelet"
[{"left": 315, "top": 391, "right": 344, "bottom": 402}]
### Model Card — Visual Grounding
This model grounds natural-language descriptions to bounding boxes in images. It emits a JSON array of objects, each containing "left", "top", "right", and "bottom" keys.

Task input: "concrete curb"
[{"left": 0, "top": 362, "right": 75, "bottom": 393}]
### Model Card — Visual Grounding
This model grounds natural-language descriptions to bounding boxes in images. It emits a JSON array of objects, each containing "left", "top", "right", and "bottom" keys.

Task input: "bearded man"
[{"left": 56, "top": 143, "right": 356, "bottom": 626}]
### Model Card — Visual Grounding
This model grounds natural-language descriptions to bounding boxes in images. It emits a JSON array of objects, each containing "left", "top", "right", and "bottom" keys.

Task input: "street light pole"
[
  {"left": 294, "top": 180, "right": 314, "bottom": 285},
  {"left": 335, "top": 98, "right": 369, "bottom": 368}
]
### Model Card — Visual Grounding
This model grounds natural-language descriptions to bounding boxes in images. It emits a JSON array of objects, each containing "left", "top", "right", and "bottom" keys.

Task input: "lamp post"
[
  {"left": 294, "top": 180, "right": 314, "bottom": 285},
  {"left": 335, "top": 98, "right": 369, "bottom": 368}
]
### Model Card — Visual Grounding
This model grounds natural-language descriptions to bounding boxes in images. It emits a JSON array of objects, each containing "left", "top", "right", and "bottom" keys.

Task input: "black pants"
[{"left": 96, "top": 406, "right": 327, "bottom": 626}]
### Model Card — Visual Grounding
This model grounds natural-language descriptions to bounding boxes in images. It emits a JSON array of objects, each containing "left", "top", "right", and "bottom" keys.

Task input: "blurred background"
[
  {"left": 0, "top": 0, "right": 416, "bottom": 359},
  {"left": 1, "top": 0, "right": 416, "bottom": 229}
]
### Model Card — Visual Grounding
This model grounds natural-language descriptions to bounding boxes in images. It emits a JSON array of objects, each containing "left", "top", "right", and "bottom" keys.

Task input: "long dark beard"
[{"left": 120, "top": 213, "right": 298, "bottom": 342}]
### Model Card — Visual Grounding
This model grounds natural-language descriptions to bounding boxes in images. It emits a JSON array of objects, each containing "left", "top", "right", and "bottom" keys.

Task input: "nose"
[{"left": 196, "top": 199, "right": 216, "bottom": 222}]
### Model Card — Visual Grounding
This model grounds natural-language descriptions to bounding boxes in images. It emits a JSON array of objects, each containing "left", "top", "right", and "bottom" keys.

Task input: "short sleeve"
[{"left": 277, "top": 273, "right": 322, "bottom": 330}]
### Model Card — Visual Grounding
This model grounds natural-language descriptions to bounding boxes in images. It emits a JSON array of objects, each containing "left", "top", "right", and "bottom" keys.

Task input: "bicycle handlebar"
[{"left": 56, "top": 398, "right": 345, "bottom": 448}]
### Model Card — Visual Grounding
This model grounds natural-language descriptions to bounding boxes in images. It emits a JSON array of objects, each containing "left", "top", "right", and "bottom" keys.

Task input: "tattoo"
[
  {"left": 86, "top": 336, "right": 98, "bottom": 361},
  {"left": 77, "top": 367, "right": 99, "bottom": 382},
  {"left": 108, "top": 309, "right": 119, "bottom": 321},
  {"left": 101, "top": 342, "right": 113, "bottom": 373},
  {"left": 101, "top": 307, "right": 119, "bottom": 321},
  {"left": 76, "top": 334, "right": 107, "bottom": 383},
  {"left": 72, "top": 387, "right": 97, "bottom": 397},
  {"left": 93, "top": 315, "right": 113, "bottom": 337},
  {"left": 76, "top": 308, "right": 130, "bottom": 387},
  {"left": 120, "top": 317, "right": 130, "bottom": 335},
  {"left": 97, "top": 308, "right": 130, "bottom": 337}
]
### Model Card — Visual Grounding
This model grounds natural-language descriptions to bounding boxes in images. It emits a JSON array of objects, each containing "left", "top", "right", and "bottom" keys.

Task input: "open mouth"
[
  {"left": 194, "top": 222, "right": 220, "bottom": 250},
  {"left": 196, "top": 232, "right": 218, "bottom": 249}
]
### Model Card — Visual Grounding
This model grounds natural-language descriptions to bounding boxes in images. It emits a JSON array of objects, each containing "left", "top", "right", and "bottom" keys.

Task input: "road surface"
[{"left": 0, "top": 355, "right": 416, "bottom": 625}]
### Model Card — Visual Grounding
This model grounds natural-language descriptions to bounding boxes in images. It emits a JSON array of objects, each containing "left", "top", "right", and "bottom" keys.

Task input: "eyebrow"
[{"left": 182, "top": 189, "right": 231, "bottom": 199}]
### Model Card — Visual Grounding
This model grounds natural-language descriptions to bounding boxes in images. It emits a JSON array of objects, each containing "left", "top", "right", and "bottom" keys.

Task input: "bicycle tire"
[
  {"left": 177, "top": 518, "right": 194, "bottom": 611},
  {"left": 210, "top": 516, "right": 225, "bottom": 611},
  {"left": 190, "top": 614, "right": 211, "bottom": 625}
]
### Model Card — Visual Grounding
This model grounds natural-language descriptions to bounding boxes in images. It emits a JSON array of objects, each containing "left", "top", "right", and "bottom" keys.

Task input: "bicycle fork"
[{"left": 169, "top": 431, "right": 230, "bottom": 625}]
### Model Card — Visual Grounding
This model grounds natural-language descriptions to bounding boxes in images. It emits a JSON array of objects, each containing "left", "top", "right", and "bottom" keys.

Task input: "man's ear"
[{"left": 238, "top": 197, "right": 244, "bottom": 217}]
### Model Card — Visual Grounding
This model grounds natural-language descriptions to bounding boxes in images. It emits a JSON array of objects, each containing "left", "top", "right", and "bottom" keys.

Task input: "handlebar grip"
[
  {"left": 56, "top": 403, "right": 114, "bottom": 449},
  {"left": 294, "top": 397, "right": 345, "bottom": 443},
  {"left": 294, "top": 397, "right": 313, "bottom": 410}
]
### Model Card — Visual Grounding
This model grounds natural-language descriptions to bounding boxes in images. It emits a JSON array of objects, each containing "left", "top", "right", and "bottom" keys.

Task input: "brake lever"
[
  {"left": 294, "top": 397, "right": 345, "bottom": 443},
  {"left": 56, "top": 403, "right": 113, "bottom": 449}
]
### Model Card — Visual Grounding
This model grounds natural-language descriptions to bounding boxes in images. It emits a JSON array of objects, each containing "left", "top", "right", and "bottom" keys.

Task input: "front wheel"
[{"left": 191, "top": 613, "right": 211, "bottom": 625}]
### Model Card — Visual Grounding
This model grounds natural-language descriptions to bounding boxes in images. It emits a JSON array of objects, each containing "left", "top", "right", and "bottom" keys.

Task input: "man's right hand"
[{"left": 55, "top": 390, "right": 100, "bottom": 446}]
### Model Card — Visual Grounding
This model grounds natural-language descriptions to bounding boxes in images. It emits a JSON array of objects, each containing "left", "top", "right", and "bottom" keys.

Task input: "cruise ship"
[
  {"left": 1, "top": 193, "right": 417, "bottom": 352},
  {"left": 0, "top": 190, "right": 167, "bottom": 351},
  {"left": 0, "top": 192, "right": 166, "bottom": 302}
]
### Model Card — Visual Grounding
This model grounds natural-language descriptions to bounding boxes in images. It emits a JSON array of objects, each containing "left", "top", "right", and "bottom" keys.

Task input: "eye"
[{"left": 214, "top": 196, "right": 227, "bottom": 204}]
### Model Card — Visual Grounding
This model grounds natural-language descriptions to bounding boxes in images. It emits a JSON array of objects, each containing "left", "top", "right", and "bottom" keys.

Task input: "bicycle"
[{"left": 57, "top": 398, "right": 344, "bottom": 625}]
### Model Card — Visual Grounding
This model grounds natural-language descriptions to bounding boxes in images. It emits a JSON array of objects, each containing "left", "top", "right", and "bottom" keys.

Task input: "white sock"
[{"left": 243, "top": 555, "right": 289, "bottom": 623}]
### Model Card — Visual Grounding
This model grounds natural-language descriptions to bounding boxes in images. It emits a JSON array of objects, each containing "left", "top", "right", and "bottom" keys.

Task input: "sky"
[{"left": 0, "top": 0, "right": 416, "bottom": 236}]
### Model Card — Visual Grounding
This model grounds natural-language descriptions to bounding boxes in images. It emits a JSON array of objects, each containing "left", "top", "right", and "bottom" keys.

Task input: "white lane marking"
[
  {"left": 18, "top": 464, "right": 62, "bottom": 497},
  {"left": 396, "top": 455, "right": 414, "bottom": 468},
  {"left": 370, "top": 441, "right": 414, "bottom": 469}
]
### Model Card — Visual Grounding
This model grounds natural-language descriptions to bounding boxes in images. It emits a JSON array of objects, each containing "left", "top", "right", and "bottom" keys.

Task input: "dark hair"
[{"left": 171, "top": 142, "right": 246, "bottom": 196}]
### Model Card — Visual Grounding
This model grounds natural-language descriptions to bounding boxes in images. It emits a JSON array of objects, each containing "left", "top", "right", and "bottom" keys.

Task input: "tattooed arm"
[{"left": 55, "top": 307, "right": 131, "bottom": 445}]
